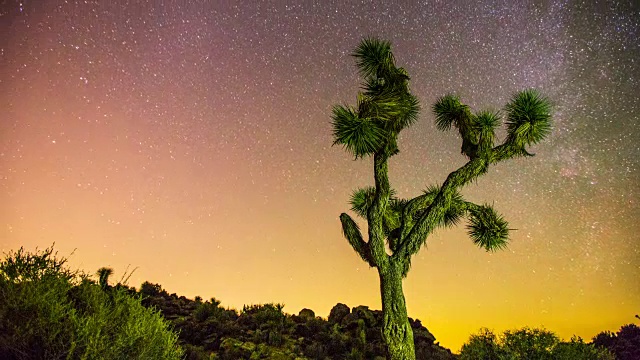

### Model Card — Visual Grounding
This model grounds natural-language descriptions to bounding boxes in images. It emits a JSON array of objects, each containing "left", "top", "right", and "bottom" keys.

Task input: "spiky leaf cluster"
[
  {"left": 474, "top": 111, "right": 500, "bottom": 156},
  {"left": 504, "top": 89, "right": 552, "bottom": 150},
  {"left": 332, "top": 105, "right": 386, "bottom": 158},
  {"left": 332, "top": 38, "right": 419, "bottom": 158},
  {"left": 349, "top": 186, "right": 377, "bottom": 218},
  {"left": 432, "top": 94, "right": 473, "bottom": 132},
  {"left": 467, "top": 205, "right": 510, "bottom": 252},
  {"left": 352, "top": 38, "right": 395, "bottom": 78}
]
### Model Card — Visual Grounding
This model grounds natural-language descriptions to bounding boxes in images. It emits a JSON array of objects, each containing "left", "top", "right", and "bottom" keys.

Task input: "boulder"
[
  {"left": 298, "top": 308, "right": 315, "bottom": 321},
  {"left": 328, "top": 303, "right": 350, "bottom": 324}
]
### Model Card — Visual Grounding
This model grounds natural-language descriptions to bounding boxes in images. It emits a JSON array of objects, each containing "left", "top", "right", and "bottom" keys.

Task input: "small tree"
[
  {"left": 332, "top": 38, "right": 552, "bottom": 359},
  {"left": 96, "top": 266, "right": 113, "bottom": 289}
]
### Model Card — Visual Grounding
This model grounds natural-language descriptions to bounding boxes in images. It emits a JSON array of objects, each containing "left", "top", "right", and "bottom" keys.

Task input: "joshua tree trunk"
[{"left": 380, "top": 262, "right": 415, "bottom": 360}]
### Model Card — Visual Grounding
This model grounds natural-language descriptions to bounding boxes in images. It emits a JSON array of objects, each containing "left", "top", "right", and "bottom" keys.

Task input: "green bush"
[
  {"left": 239, "top": 303, "right": 287, "bottom": 332},
  {"left": 0, "top": 245, "right": 184, "bottom": 360},
  {"left": 553, "top": 336, "right": 615, "bottom": 360},
  {"left": 193, "top": 298, "right": 224, "bottom": 322},
  {"left": 460, "top": 327, "right": 614, "bottom": 360}
]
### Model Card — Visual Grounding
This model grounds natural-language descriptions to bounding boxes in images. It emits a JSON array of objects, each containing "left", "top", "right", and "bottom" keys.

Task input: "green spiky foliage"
[
  {"left": 332, "top": 38, "right": 419, "bottom": 158},
  {"left": 332, "top": 38, "right": 552, "bottom": 360},
  {"left": 504, "top": 89, "right": 553, "bottom": 151}
]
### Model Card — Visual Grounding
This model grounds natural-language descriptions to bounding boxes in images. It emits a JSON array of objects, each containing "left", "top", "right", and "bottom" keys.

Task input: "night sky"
[{"left": 1, "top": 0, "right": 639, "bottom": 351}]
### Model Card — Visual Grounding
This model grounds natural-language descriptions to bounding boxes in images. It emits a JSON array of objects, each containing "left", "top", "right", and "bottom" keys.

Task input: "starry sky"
[{"left": 1, "top": 0, "right": 639, "bottom": 352}]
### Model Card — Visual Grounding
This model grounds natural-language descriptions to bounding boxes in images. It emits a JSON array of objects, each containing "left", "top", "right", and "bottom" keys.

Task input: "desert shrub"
[
  {"left": 553, "top": 336, "right": 615, "bottom": 360},
  {"left": 193, "top": 298, "right": 222, "bottom": 322},
  {"left": 593, "top": 324, "right": 640, "bottom": 360},
  {"left": 501, "top": 327, "right": 558, "bottom": 359},
  {"left": 0, "top": 245, "right": 183, "bottom": 360},
  {"left": 460, "top": 327, "right": 614, "bottom": 360},
  {"left": 139, "top": 281, "right": 167, "bottom": 298},
  {"left": 241, "top": 303, "right": 285, "bottom": 323},
  {"left": 459, "top": 328, "right": 503, "bottom": 360},
  {"left": 191, "top": 297, "right": 237, "bottom": 325},
  {"left": 238, "top": 303, "right": 288, "bottom": 334},
  {"left": 593, "top": 330, "right": 617, "bottom": 349}
]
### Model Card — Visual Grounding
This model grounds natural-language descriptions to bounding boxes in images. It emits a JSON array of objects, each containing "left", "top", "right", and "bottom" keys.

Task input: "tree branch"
[
  {"left": 393, "top": 126, "right": 532, "bottom": 260},
  {"left": 339, "top": 213, "right": 376, "bottom": 267},
  {"left": 395, "top": 158, "right": 489, "bottom": 262},
  {"left": 491, "top": 142, "right": 532, "bottom": 162},
  {"left": 394, "top": 138, "right": 521, "bottom": 266},
  {"left": 398, "top": 192, "right": 436, "bottom": 241}
]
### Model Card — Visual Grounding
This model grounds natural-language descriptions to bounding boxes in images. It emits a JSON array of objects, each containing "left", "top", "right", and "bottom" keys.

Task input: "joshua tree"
[
  {"left": 332, "top": 38, "right": 552, "bottom": 359},
  {"left": 97, "top": 266, "right": 114, "bottom": 290}
]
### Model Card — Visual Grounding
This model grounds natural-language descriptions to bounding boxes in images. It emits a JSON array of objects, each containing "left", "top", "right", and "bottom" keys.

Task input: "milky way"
[{"left": 1, "top": 0, "right": 638, "bottom": 351}]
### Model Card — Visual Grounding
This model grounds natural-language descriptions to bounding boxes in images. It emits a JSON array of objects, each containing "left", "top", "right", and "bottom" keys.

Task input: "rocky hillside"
[{"left": 135, "top": 282, "right": 457, "bottom": 360}]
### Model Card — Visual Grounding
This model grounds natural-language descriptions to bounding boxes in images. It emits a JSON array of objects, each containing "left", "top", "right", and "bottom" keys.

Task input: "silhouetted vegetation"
[
  {"left": 135, "top": 282, "right": 639, "bottom": 360},
  {"left": 2, "top": 246, "right": 637, "bottom": 359},
  {"left": 0, "top": 246, "right": 183, "bottom": 360},
  {"left": 460, "top": 327, "right": 614, "bottom": 360},
  {"left": 332, "top": 37, "right": 553, "bottom": 359},
  {"left": 592, "top": 324, "right": 640, "bottom": 360},
  {"left": 134, "top": 283, "right": 456, "bottom": 360}
]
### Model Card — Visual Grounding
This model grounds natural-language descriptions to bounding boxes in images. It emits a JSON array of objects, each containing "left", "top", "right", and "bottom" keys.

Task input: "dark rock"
[
  {"left": 298, "top": 308, "right": 315, "bottom": 321},
  {"left": 411, "top": 318, "right": 437, "bottom": 344},
  {"left": 328, "top": 303, "right": 350, "bottom": 324}
]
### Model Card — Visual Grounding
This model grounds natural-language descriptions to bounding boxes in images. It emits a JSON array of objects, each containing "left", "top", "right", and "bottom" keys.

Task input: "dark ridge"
[{"left": 135, "top": 281, "right": 458, "bottom": 360}]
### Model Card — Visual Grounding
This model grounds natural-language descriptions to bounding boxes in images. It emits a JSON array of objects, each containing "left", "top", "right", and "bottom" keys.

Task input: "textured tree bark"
[{"left": 379, "top": 263, "right": 415, "bottom": 360}]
